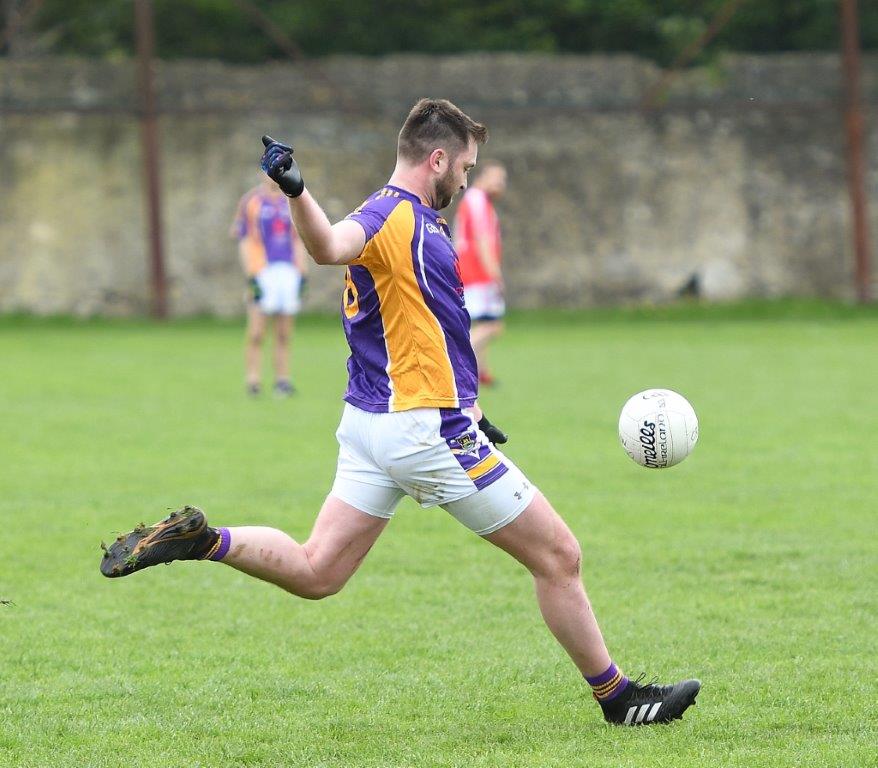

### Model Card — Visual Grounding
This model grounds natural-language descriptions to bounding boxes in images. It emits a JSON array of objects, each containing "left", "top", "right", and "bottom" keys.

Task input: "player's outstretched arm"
[
  {"left": 476, "top": 235, "right": 503, "bottom": 285},
  {"left": 288, "top": 190, "right": 365, "bottom": 266},
  {"left": 260, "top": 135, "right": 365, "bottom": 266}
]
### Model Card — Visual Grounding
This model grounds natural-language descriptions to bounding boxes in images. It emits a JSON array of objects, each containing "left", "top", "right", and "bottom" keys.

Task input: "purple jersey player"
[
  {"left": 231, "top": 178, "right": 309, "bottom": 396},
  {"left": 101, "top": 100, "right": 700, "bottom": 726}
]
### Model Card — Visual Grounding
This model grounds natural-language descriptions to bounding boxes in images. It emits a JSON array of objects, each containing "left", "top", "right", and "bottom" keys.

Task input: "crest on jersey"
[{"left": 449, "top": 430, "right": 480, "bottom": 458}]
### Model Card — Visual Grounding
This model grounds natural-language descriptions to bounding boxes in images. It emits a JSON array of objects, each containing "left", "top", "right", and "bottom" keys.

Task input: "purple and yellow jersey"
[
  {"left": 342, "top": 185, "right": 478, "bottom": 413},
  {"left": 234, "top": 190, "right": 297, "bottom": 276}
]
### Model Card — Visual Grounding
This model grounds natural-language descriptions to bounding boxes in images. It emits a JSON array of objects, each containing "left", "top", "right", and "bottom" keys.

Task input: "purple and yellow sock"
[
  {"left": 585, "top": 662, "right": 629, "bottom": 702},
  {"left": 202, "top": 527, "right": 231, "bottom": 561}
]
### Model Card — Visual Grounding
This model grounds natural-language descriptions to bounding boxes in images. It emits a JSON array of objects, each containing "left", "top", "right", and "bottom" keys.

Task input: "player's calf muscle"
[{"left": 219, "top": 527, "right": 320, "bottom": 596}]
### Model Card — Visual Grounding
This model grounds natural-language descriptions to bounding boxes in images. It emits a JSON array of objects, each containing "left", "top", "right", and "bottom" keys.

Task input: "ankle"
[
  {"left": 585, "top": 662, "right": 629, "bottom": 703},
  {"left": 200, "top": 527, "right": 230, "bottom": 561}
]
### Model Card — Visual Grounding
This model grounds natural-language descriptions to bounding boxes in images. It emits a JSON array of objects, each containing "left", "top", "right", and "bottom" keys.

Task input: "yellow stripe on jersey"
[
  {"left": 243, "top": 196, "right": 266, "bottom": 275},
  {"left": 357, "top": 200, "right": 458, "bottom": 412},
  {"left": 466, "top": 452, "right": 500, "bottom": 480}
]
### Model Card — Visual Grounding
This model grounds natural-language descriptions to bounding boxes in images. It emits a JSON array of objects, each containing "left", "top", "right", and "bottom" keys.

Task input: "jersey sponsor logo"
[
  {"left": 453, "top": 258, "right": 465, "bottom": 299},
  {"left": 425, "top": 221, "right": 452, "bottom": 240},
  {"left": 270, "top": 217, "right": 289, "bottom": 235}
]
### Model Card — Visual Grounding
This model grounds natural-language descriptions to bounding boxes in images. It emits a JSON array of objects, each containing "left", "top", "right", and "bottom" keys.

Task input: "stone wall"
[{"left": 1, "top": 53, "right": 876, "bottom": 315}]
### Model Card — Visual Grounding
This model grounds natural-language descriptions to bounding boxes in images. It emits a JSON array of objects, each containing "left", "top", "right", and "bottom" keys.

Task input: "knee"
[
  {"left": 296, "top": 585, "right": 338, "bottom": 601},
  {"left": 541, "top": 533, "right": 582, "bottom": 582},
  {"left": 248, "top": 329, "right": 264, "bottom": 346},
  {"left": 293, "top": 575, "right": 345, "bottom": 601}
]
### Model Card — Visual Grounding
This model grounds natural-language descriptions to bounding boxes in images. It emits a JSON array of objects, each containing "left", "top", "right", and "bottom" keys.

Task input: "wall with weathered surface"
[{"left": 1, "top": 53, "right": 876, "bottom": 315}]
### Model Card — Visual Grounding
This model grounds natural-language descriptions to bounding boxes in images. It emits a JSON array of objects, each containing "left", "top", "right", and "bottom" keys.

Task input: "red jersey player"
[{"left": 453, "top": 161, "right": 507, "bottom": 386}]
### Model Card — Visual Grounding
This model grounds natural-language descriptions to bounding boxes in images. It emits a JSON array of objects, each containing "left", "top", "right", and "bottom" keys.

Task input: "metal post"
[
  {"left": 1, "top": 0, "right": 20, "bottom": 56},
  {"left": 840, "top": 0, "right": 872, "bottom": 303},
  {"left": 135, "top": 0, "right": 168, "bottom": 318}
]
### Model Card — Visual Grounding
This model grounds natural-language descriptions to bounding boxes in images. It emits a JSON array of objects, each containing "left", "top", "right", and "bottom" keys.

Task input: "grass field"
[{"left": 1, "top": 302, "right": 876, "bottom": 768}]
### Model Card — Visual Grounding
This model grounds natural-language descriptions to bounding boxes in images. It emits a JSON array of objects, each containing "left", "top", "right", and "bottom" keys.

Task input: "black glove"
[
  {"left": 260, "top": 135, "right": 305, "bottom": 198},
  {"left": 248, "top": 276, "right": 263, "bottom": 303},
  {"left": 478, "top": 415, "right": 508, "bottom": 445}
]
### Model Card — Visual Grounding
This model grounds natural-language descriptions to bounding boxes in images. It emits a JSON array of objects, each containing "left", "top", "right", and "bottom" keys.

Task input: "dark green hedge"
[{"left": 18, "top": 0, "right": 878, "bottom": 63}]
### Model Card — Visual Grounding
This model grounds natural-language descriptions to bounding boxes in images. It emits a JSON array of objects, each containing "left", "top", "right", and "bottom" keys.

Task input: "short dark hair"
[{"left": 397, "top": 98, "right": 488, "bottom": 163}]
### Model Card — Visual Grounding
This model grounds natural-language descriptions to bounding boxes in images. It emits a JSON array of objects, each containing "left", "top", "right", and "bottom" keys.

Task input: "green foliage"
[
  {"left": 20, "top": 0, "right": 878, "bottom": 63},
  {"left": 1, "top": 304, "right": 877, "bottom": 766}
]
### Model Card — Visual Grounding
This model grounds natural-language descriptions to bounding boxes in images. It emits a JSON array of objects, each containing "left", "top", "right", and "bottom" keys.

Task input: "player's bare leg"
[
  {"left": 470, "top": 319, "right": 503, "bottom": 384},
  {"left": 485, "top": 490, "right": 701, "bottom": 724},
  {"left": 245, "top": 305, "right": 266, "bottom": 393},
  {"left": 100, "top": 496, "right": 388, "bottom": 600},
  {"left": 484, "top": 491, "right": 611, "bottom": 676},
  {"left": 273, "top": 314, "right": 295, "bottom": 395},
  {"left": 221, "top": 496, "right": 386, "bottom": 598}
]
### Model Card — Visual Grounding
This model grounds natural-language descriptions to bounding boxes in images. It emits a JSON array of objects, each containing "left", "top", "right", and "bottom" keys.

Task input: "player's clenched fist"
[
  {"left": 260, "top": 135, "right": 305, "bottom": 198},
  {"left": 478, "top": 415, "right": 508, "bottom": 445}
]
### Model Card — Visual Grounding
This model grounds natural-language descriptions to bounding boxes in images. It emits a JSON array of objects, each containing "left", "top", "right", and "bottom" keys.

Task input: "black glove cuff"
[
  {"left": 478, "top": 415, "right": 508, "bottom": 445},
  {"left": 280, "top": 180, "right": 304, "bottom": 198}
]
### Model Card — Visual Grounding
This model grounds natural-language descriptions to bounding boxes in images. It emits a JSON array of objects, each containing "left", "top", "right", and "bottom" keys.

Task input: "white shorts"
[
  {"left": 331, "top": 403, "right": 536, "bottom": 536},
  {"left": 253, "top": 262, "right": 301, "bottom": 315},
  {"left": 464, "top": 282, "right": 505, "bottom": 322}
]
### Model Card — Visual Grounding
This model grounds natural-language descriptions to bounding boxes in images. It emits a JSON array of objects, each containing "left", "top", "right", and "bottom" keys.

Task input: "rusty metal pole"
[
  {"left": 840, "top": 0, "right": 872, "bottom": 303},
  {"left": 1, "top": 0, "right": 21, "bottom": 55},
  {"left": 1, "top": 0, "right": 44, "bottom": 52},
  {"left": 135, "top": 0, "right": 168, "bottom": 318}
]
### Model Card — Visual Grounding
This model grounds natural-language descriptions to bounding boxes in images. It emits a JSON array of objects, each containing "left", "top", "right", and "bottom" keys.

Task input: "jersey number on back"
[{"left": 343, "top": 268, "right": 360, "bottom": 319}]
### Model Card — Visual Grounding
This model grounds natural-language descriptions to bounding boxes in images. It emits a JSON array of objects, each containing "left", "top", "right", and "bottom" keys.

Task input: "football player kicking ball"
[{"left": 100, "top": 99, "right": 700, "bottom": 726}]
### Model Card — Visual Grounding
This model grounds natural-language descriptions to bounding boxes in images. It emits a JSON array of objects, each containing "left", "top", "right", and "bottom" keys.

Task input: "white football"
[{"left": 618, "top": 389, "right": 699, "bottom": 468}]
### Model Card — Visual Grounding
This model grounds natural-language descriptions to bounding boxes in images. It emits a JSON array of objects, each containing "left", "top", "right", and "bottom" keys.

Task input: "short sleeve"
[{"left": 345, "top": 195, "right": 402, "bottom": 243}]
